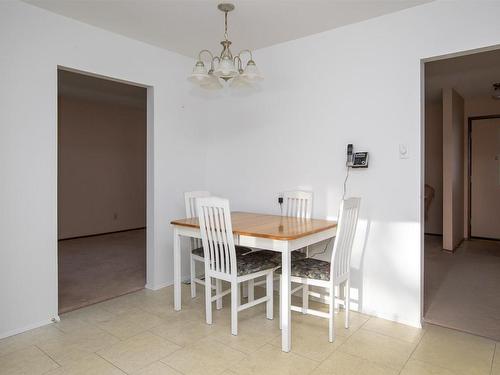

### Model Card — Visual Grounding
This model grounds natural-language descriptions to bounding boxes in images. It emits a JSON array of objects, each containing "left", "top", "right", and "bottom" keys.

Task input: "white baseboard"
[
  {"left": 254, "top": 284, "right": 421, "bottom": 329},
  {"left": 0, "top": 317, "right": 58, "bottom": 340},
  {"left": 145, "top": 275, "right": 190, "bottom": 291}
]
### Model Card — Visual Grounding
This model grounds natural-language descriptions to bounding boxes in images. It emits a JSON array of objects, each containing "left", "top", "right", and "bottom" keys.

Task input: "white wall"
[
  {"left": 0, "top": 1, "right": 209, "bottom": 338},
  {"left": 200, "top": 1, "right": 500, "bottom": 327}
]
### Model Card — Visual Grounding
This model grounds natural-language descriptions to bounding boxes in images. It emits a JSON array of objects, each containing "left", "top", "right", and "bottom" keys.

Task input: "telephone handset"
[{"left": 346, "top": 144, "right": 369, "bottom": 168}]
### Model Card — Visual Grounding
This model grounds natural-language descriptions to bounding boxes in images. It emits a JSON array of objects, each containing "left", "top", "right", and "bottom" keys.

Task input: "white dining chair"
[
  {"left": 278, "top": 197, "right": 361, "bottom": 342},
  {"left": 249, "top": 191, "right": 313, "bottom": 301},
  {"left": 185, "top": 190, "right": 251, "bottom": 300},
  {"left": 279, "top": 190, "right": 312, "bottom": 257},
  {"left": 282, "top": 190, "right": 313, "bottom": 219},
  {"left": 197, "top": 197, "right": 276, "bottom": 335},
  {"left": 185, "top": 191, "right": 211, "bottom": 299}
]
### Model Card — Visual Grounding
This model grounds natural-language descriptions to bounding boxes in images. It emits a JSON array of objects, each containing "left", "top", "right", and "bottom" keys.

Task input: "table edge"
[{"left": 170, "top": 219, "right": 337, "bottom": 241}]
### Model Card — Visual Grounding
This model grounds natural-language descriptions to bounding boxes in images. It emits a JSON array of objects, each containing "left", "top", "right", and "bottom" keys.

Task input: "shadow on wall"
[{"left": 350, "top": 218, "right": 371, "bottom": 312}]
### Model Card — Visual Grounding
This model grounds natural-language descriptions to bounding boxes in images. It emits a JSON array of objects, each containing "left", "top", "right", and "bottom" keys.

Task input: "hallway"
[
  {"left": 424, "top": 235, "right": 500, "bottom": 340},
  {"left": 58, "top": 229, "right": 146, "bottom": 313}
]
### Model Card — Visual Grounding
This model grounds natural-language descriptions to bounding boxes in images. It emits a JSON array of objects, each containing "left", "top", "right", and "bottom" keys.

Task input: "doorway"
[
  {"left": 423, "top": 48, "right": 500, "bottom": 340},
  {"left": 469, "top": 116, "right": 500, "bottom": 240},
  {"left": 57, "top": 69, "right": 147, "bottom": 313}
]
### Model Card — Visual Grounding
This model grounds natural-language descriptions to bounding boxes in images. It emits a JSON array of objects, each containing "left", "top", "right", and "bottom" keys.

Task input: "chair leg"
[
  {"left": 345, "top": 279, "right": 350, "bottom": 329},
  {"left": 248, "top": 279, "right": 254, "bottom": 302},
  {"left": 302, "top": 284, "right": 308, "bottom": 314},
  {"left": 216, "top": 279, "right": 222, "bottom": 310},
  {"left": 279, "top": 275, "right": 282, "bottom": 330},
  {"left": 242, "top": 281, "right": 248, "bottom": 298},
  {"left": 266, "top": 273, "right": 273, "bottom": 320},
  {"left": 190, "top": 255, "right": 196, "bottom": 298},
  {"left": 231, "top": 282, "right": 238, "bottom": 336},
  {"left": 329, "top": 285, "right": 335, "bottom": 343},
  {"left": 334, "top": 285, "right": 340, "bottom": 311},
  {"left": 205, "top": 276, "right": 212, "bottom": 325}
]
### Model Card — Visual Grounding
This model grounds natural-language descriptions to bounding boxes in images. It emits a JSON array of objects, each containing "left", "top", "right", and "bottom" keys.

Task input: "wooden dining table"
[{"left": 170, "top": 211, "right": 337, "bottom": 352}]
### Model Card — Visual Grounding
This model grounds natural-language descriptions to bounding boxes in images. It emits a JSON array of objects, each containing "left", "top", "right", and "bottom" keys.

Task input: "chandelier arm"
[
  {"left": 234, "top": 56, "right": 242, "bottom": 72},
  {"left": 198, "top": 49, "right": 217, "bottom": 71},
  {"left": 237, "top": 49, "right": 253, "bottom": 60},
  {"left": 236, "top": 49, "right": 254, "bottom": 68},
  {"left": 198, "top": 49, "right": 214, "bottom": 62}
]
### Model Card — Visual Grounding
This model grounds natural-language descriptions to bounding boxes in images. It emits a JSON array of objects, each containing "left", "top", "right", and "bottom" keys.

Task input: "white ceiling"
[
  {"left": 25, "top": 0, "right": 431, "bottom": 58},
  {"left": 425, "top": 48, "right": 500, "bottom": 102}
]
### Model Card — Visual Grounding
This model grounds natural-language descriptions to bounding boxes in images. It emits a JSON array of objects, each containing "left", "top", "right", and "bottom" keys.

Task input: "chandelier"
[{"left": 188, "top": 3, "right": 262, "bottom": 89}]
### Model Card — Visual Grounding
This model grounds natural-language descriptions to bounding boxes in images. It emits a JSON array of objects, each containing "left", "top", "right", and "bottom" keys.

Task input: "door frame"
[
  {"left": 56, "top": 65, "right": 155, "bottom": 314},
  {"left": 468, "top": 114, "right": 500, "bottom": 240}
]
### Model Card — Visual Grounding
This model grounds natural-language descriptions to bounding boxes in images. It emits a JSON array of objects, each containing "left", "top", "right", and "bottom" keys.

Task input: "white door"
[{"left": 471, "top": 118, "right": 500, "bottom": 239}]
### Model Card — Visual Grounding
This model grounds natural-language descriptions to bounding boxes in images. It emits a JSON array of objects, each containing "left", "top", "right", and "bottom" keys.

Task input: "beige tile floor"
[{"left": 1, "top": 284, "right": 498, "bottom": 375}]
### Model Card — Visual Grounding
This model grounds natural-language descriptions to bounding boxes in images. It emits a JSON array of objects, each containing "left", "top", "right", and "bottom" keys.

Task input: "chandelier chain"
[{"left": 224, "top": 11, "right": 228, "bottom": 40}]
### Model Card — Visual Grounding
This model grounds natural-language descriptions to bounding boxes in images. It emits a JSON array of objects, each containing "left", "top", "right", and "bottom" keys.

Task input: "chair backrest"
[
  {"left": 330, "top": 198, "right": 361, "bottom": 281},
  {"left": 184, "top": 191, "right": 211, "bottom": 249},
  {"left": 282, "top": 191, "right": 313, "bottom": 218},
  {"left": 197, "top": 197, "right": 237, "bottom": 277}
]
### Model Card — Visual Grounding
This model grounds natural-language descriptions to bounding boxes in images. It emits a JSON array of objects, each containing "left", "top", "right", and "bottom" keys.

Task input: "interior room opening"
[
  {"left": 423, "top": 48, "right": 500, "bottom": 340},
  {"left": 57, "top": 69, "right": 147, "bottom": 313}
]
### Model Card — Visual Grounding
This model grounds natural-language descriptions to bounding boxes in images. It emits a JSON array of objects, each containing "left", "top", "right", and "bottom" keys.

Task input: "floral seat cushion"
[
  {"left": 276, "top": 258, "right": 331, "bottom": 281},
  {"left": 255, "top": 250, "right": 307, "bottom": 263},
  {"left": 191, "top": 245, "right": 252, "bottom": 258},
  {"left": 236, "top": 252, "right": 278, "bottom": 276}
]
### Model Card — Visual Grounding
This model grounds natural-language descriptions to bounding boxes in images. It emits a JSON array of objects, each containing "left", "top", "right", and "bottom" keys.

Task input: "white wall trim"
[
  {"left": 55, "top": 65, "right": 155, "bottom": 318},
  {"left": 0, "top": 318, "right": 58, "bottom": 340}
]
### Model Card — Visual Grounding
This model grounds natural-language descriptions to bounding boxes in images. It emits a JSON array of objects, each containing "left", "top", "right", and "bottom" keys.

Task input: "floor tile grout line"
[
  {"left": 146, "top": 328, "right": 190, "bottom": 350},
  {"left": 329, "top": 316, "right": 422, "bottom": 373},
  {"left": 157, "top": 359, "right": 188, "bottom": 375},
  {"left": 34, "top": 343, "right": 62, "bottom": 369},
  {"left": 54, "top": 315, "right": 124, "bottom": 342},
  {"left": 403, "top": 326, "right": 494, "bottom": 375},
  {"left": 491, "top": 342, "right": 497, "bottom": 375},
  {"left": 396, "top": 325, "right": 428, "bottom": 375},
  {"left": 95, "top": 352, "right": 131, "bottom": 374},
  {"left": 357, "top": 317, "right": 427, "bottom": 346}
]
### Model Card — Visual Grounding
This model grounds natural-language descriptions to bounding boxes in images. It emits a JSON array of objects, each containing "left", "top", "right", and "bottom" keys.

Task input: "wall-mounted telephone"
[{"left": 346, "top": 144, "right": 369, "bottom": 168}]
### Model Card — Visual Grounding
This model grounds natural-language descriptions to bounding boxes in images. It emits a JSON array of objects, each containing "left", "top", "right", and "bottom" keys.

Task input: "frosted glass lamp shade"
[
  {"left": 214, "top": 56, "right": 238, "bottom": 78},
  {"left": 201, "top": 74, "right": 223, "bottom": 90},
  {"left": 230, "top": 74, "right": 251, "bottom": 88},
  {"left": 241, "top": 60, "right": 263, "bottom": 82},
  {"left": 188, "top": 61, "right": 209, "bottom": 85}
]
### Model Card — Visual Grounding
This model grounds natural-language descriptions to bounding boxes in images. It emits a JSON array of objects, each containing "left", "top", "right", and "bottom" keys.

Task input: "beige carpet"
[
  {"left": 424, "top": 235, "right": 500, "bottom": 340},
  {"left": 58, "top": 229, "right": 146, "bottom": 313}
]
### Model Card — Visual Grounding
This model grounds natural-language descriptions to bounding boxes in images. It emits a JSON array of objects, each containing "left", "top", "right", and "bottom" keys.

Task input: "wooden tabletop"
[{"left": 170, "top": 211, "right": 337, "bottom": 241}]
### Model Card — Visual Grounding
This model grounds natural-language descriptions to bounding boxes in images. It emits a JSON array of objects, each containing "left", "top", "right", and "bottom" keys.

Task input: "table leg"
[
  {"left": 173, "top": 227, "right": 181, "bottom": 311},
  {"left": 281, "top": 249, "right": 291, "bottom": 352}
]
